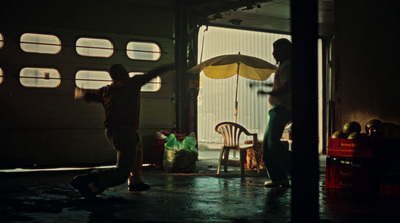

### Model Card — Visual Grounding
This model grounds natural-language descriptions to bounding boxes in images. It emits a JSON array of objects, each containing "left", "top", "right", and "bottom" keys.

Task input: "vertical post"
[
  {"left": 234, "top": 53, "right": 241, "bottom": 123},
  {"left": 235, "top": 71, "right": 239, "bottom": 123},
  {"left": 290, "top": 1, "right": 319, "bottom": 223},
  {"left": 175, "top": 3, "right": 190, "bottom": 134}
]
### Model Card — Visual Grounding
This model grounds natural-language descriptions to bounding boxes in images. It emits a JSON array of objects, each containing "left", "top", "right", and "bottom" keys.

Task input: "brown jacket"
[{"left": 84, "top": 75, "right": 150, "bottom": 130}]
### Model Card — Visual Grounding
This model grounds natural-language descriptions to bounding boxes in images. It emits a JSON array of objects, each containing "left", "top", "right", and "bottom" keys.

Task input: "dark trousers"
[
  {"left": 262, "top": 106, "right": 292, "bottom": 182},
  {"left": 92, "top": 125, "right": 139, "bottom": 189}
]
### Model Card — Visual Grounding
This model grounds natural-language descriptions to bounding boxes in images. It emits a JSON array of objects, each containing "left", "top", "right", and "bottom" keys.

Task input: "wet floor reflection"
[
  {"left": 265, "top": 188, "right": 291, "bottom": 216},
  {"left": 319, "top": 188, "right": 400, "bottom": 222},
  {"left": 190, "top": 177, "right": 267, "bottom": 218},
  {"left": 0, "top": 170, "right": 294, "bottom": 222},
  {"left": 2, "top": 161, "right": 400, "bottom": 223},
  {"left": 132, "top": 174, "right": 293, "bottom": 222}
]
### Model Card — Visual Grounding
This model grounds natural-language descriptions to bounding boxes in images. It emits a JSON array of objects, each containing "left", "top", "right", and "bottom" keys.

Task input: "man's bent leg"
[
  {"left": 94, "top": 126, "right": 138, "bottom": 189},
  {"left": 93, "top": 147, "right": 136, "bottom": 189},
  {"left": 128, "top": 137, "right": 150, "bottom": 191}
]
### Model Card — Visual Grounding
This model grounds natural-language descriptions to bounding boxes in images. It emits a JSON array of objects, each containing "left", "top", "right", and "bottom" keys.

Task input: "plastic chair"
[{"left": 215, "top": 122, "right": 260, "bottom": 175}]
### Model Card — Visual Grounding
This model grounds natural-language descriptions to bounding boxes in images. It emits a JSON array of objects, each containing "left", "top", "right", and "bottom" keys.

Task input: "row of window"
[
  {"left": 0, "top": 33, "right": 162, "bottom": 91},
  {"left": 0, "top": 32, "right": 2, "bottom": 84},
  {"left": 0, "top": 33, "right": 3, "bottom": 49},
  {"left": 0, "top": 67, "right": 160, "bottom": 91},
  {"left": 0, "top": 32, "right": 161, "bottom": 60}
]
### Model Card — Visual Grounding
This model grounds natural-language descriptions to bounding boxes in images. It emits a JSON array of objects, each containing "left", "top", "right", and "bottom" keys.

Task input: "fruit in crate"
[
  {"left": 331, "top": 130, "right": 348, "bottom": 139},
  {"left": 365, "top": 119, "right": 384, "bottom": 138},
  {"left": 348, "top": 132, "right": 369, "bottom": 140},
  {"left": 347, "top": 132, "right": 359, "bottom": 139},
  {"left": 343, "top": 121, "right": 362, "bottom": 134}
]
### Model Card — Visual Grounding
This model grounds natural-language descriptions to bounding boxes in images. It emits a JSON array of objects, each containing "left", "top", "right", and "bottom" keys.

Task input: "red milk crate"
[
  {"left": 325, "top": 156, "right": 372, "bottom": 191},
  {"left": 244, "top": 140, "right": 265, "bottom": 170},
  {"left": 327, "top": 138, "right": 373, "bottom": 158}
]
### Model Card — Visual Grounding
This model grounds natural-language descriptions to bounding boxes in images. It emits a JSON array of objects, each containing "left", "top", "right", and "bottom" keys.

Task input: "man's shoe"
[
  {"left": 128, "top": 182, "right": 150, "bottom": 191},
  {"left": 264, "top": 179, "right": 290, "bottom": 188},
  {"left": 71, "top": 175, "right": 96, "bottom": 198},
  {"left": 88, "top": 182, "right": 105, "bottom": 195}
]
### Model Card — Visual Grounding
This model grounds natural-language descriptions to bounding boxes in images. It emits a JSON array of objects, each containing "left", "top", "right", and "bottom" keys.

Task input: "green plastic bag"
[{"left": 163, "top": 134, "right": 198, "bottom": 172}]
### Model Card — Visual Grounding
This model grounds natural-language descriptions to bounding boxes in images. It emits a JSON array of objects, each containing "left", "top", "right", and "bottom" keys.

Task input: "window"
[
  {"left": 75, "top": 70, "right": 161, "bottom": 92},
  {"left": 0, "top": 33, "right": 3, "bottom": 49},
  {"left": 20, "top": 67, "right": 61, "bottom": 88},
  {"left": 126, "top": 41, "right": 161, "bottom": 61},
  {"left": 20, "top": 33, "right": 61, "bottom": 54},
  {"left": 129, "top": 72, "right": 161, "bottom": 92},
  {"left": 76, "top": 37, "right": 113, "bottom": 57},
  {"left": 75, "top": 70, "right": 111, "bottom": 89},
  {"left": 0, "top": 67, "right": 3, "bottom": 84}
]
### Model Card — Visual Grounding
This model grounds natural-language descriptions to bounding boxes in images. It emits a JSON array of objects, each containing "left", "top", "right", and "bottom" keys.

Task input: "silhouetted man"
[{"left": 71, "top": 63, "right": 174, "bottom": 198}]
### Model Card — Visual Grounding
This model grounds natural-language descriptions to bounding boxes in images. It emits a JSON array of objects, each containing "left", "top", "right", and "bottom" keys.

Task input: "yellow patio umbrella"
[{"left": 187, "top": 52, "right": 277, "bottom": 123}]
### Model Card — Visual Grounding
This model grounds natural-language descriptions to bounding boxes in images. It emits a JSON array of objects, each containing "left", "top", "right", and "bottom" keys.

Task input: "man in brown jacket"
[{"left": 71, "top": 63, "right": 174, "bottom": 198}]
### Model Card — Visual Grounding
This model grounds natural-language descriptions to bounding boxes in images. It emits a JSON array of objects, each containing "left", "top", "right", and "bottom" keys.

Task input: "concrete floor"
[{"left": 1, "top": 148, "right": 400, "bottom": 223}]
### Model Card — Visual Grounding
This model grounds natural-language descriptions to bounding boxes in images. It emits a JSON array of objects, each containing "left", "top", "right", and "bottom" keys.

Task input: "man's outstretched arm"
[
  {"left": 74, "top": 87, "right": 102, "bottom": 102},
  {"left": 139, "top": 64, "right": 175, "bottom": 84}
]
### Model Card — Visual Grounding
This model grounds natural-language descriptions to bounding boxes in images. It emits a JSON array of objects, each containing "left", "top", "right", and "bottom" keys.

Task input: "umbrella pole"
[{"left": 234, "top": 64, "right": 239, "bottom": 123}]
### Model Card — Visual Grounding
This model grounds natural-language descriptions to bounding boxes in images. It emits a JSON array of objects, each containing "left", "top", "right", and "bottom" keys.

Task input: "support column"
[
  {"left": 290, "top": 1, "right": 319, "bottom": 222},
  {"left": 175, "top": 3, "right": 190, "bottom": 134}
]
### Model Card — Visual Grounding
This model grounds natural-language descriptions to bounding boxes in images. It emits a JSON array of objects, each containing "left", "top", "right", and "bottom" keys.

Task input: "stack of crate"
[
  {"left": 325, "top": 138, "right": 378, "bottom": 192},
  {"left": 374, "top": 139, "right": 400, "bottom": 196}
]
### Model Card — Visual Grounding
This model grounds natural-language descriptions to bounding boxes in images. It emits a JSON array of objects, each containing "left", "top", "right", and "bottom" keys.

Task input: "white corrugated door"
[{"left": 197, "top": 26, "right": 291, "bottom": 143}]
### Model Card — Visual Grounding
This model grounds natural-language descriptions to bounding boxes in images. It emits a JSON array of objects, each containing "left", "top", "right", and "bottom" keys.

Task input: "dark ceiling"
[
  {"left": 186, "top": 0, "right": 334, "bottom": 36},
  {"left": 117, "top": 0, "right": 334, "bottom": 36}
]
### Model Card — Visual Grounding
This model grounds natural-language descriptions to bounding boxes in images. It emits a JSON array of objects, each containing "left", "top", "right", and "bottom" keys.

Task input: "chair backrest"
[{"left": 215, "top": 122, "right": 254, "bottom": 147}]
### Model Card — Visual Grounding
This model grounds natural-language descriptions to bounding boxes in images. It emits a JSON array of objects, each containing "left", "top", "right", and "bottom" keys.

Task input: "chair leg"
[
  {"left": 240, "top": 150, "right": 245, "bottom": 176},
  {"left": 217, "top": 148, "right": 225, "bottom": 174},
  {"left": 223, "top": 149, "right": 229, "bottom": 172}
]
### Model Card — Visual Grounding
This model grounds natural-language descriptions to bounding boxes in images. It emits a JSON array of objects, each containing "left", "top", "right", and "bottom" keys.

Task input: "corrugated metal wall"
[{"left": 197, "top": 26, "right": 291, "bottom": 143}]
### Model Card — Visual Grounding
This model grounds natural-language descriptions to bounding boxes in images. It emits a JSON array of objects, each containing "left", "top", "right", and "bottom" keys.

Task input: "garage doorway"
[{"left": 196, "top": 26, "right": 324, "bottom": 153}]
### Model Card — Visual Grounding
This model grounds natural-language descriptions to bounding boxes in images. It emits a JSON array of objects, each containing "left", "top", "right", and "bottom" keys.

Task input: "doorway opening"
[{"left": 196, "top": 26, "right": 324, "bottom": 153}]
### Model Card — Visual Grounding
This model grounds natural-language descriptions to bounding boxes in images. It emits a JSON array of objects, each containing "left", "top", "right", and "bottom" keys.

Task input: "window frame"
[
  {"left": 126, "top": 40, "right": 162, "bottom": 61},
  {"left": 75, "top": 37, "right": 114, "bottom": 58},
  {"left": 20, "top": 33, "right": 62, "bottom": 54},
  {"left": 75, "top": 70, "right": 112, "bottom": 89},
  {"left": 0, "top": 67, "right": 3, "bottom": 85},
  {"left": 0, "top": 33, "right": 4, "bottom": 49},
  {"left": 19, "top": 67, "right": 61, "bottom": 88},
  {"left": 75, "top": 70, "right": 162, "bottom": 92}
]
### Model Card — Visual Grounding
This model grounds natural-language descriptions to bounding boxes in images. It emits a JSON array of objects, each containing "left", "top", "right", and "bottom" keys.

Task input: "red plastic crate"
[
  {"left": 327, "top": 138, "right": 373, "bottom": 158},
  {"left": 152, "top": 138, "right": 166, "bottom": 154},
  {"left": 325, "top": 156, "right": 374, "bottom": 191},
  {"left": 325, "top": 165, "right": 369, "bottom": 191}
]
